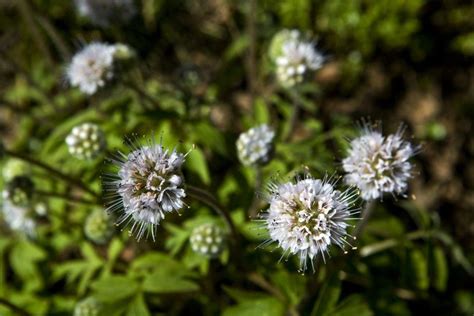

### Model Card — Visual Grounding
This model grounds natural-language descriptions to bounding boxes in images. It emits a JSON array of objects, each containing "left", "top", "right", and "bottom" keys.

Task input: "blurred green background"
[{"left": 0, "top": 0, "right": 473, "bottom": 315}]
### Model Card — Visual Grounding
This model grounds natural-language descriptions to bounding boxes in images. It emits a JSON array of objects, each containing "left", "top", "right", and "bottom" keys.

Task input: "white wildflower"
[
  {"left": 67, "top": 43, "right": 117, "bottom": 95},
  {"left": 1, "top": 194, "right": 36, "bottom": 237},
  {"left": 342, "top": 124, "right": 417, "bottom": 201},
  {"left": 271, "top": 30, "right": 324, "bottom": 87},
  {"left": 261, "top": 175, "right": 359, "bottom": 271},
  {"left": 236, "top": 124, "right": 275, "bottom": 166},
  {"left": 66, "top": 123, "right": 107, "bottom": 160},
  {"left": 1, "top": 176, "right": 39, "bottom": 236},
  {"left": 74, "top": 297, "right": 102, "bottom": 316},
  {"left": 104, "top": 139, "right": 188, "bottom": 240}
]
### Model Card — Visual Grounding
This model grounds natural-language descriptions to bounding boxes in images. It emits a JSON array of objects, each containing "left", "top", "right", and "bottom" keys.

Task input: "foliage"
[{"left": 0, "top": 0, "right": 473, "bottom": 315}]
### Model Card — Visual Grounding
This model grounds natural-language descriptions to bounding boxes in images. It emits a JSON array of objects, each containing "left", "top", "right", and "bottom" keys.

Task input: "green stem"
[
  {"left": 247, "top": 166, "right": 262, "bottom": 219},
  {"left": 359, "top": 230, "right": 433, "bottom": 257},
  {"left": 284, "top": 90, "right": 301, "bottom": 142},
  {"left": 6, "top": 150, "right": 100, "bottom": 199},
  {"left": 353, "top": 199, "right": 375, "bottom": 238},
  {"left": 0, "top": 298, "right": 32, "bottom": 316},
  {"left": 35, "top": 190, "right": 100, "bottom": 206}
]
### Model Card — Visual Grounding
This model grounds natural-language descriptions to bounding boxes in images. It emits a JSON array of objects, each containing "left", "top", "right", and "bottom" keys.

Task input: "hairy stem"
[
  {"left": 187, "top": 185, "right": 238, "bottom": 243},
  {"left": 353, "top": 199, "right": 375, "bottom": 238},
  {"left": 0, "top": 298, "right": 32, "bottom": 316},
  {"left": 359, "top": 230, "right": 433, "bottom": 257},
  {"left": 6, "top": 150, "right": 100, "bottom": 199}
]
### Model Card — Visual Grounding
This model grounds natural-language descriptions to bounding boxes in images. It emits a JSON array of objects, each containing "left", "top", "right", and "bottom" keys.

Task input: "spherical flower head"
[
  {"left": 261, "top": 175, "right": 359, "bottom": 271},
  {"left": 4, "top": 176, "right": 35, "bottom": 207},
  {"left": 236, "top": 124, "right": 275, "bottom": 166},
  {"left": 84, "top": 209, "right": 115, "bottom": 244},
  {"left": 270, "top": 29, "right": 324, "bottom": 87},
  {"left": 75, "top": 0, "right": 136, "bottom": 27},
  {"left": 104, "top": 140, "right": 187, "bottom": 241},
  {"left": 74, "top": 297, "right": 102, "bottom": 316},
  {"left": 67, "top": 43, "right": 117, "bottom": 95},
  {"left": 66, "top": 123, "right": 107, "bottom": 160},
  {"left": 342, "top": 124, "right": 416, "bottom": 201},
  {"left": 190, "top": 223, "right": 227, "bottom": 258}
]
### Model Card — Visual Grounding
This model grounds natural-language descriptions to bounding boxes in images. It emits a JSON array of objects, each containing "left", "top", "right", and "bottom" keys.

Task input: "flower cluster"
[
  {"left": 270, "top": 29, "right": 324, "bottom": 87},
  {"left": 74, "top": 297, "right": 102, "bottom": 316},
  {"left": 74, "top": 0, "right": 136, "bottom": 27},
  {"left": 261, "top": 175, "right": 358, "bottom": 271},
  {"left": 236, "top": 124, "right": 275, "bottom": 166},
  {"left": 104, "top": 140, "right": 187, "bottom": 240},
  {"left": 84, "top": 209, "right": 115, "bottom": 244},
  {"left": 342, "top": 124, "right": 416, "bottom": 200},
  {"left": 190, "top": 223, "right": 227, "bottom": 257},
  {"left": 67, "top": 43, "right": 117, "bottom": 95},
  {"left": 66, "top": 123, "right": 107, "bottom": 160}
]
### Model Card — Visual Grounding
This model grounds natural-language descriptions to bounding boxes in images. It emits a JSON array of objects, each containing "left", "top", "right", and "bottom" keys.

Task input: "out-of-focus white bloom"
[
  {"left": 190, "top": 223, "right": 227, "bottom": 257},
  {"left": 75, "top": 0, "right": 136, "bottom": 27},
  {"left": 74, "top": 297, "right": 102, "bottom": 316},
  {"left": 236, "top": 124, "right": 275, "bottom": 166},
  {"left": 104, "top": 139, "right": 188, "bottom": 241},
  {"left": 67, "top": 43, "right": 117, "bottom": 95},
  {"left": 261, "top": 175, "right": 359, "bottom": 271},
  {"left": 1, "top": 176, "right": 41, "bottom": 236},
  {"left": 66, "top": 123, "right": 106, "bottom": 160},
  {"left": 342, "top": 124, "right": 416, "bottom": 201},
  {"left": 270, "top": 29, "right": 324, "bottom": 87},
  {"left": 1, "top": 194, "right": 36, "bottom": 237}
]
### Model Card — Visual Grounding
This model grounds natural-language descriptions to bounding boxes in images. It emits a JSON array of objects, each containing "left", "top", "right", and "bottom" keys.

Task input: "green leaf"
[
  {"left": 409, "top": 248, "right": 429, "bottom": 290},
  {"left": 9, "top": 240, "right": 46, "bottom": 292},
  {"left": 223, "top": 297, "right": 285, "bottom": 316},
  {"left": 142, "top": 270, "right": 199, "bottom": 293},
  {"left": 311, "top": 273, "right": 341, "bottom": 316},
  {"left": 91, "top": 276, "right": 140, "bottom": 302},
  {"left": 126, "top": 294, "right": 151, "bottom": 316},
  {"left": 223, "top": 287, "right": 270, "bottom": 303},
  {"left": 271, "top": 269, "right": 306, "bottom": 306},
  {"left": 430, "top": 246, "right": 448, "bottom": 291},
  {"left": 224, "top": 35, "right": 250, "bottom": 61},
  {"left": 329, "top": 295, "right": 373, "bottom": 316},
  {"left": 254, "top": 98, "right": 270, "bottom": 125},
  {"left": 186, "top": 147, "right": 211, "bottom": 185}
]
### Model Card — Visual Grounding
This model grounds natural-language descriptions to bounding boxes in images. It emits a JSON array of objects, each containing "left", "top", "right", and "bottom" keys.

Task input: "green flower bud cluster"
[
  {"left": 74, "top": 297, "right": 102, "bottom": 316},
  {"left": 84, "top": 209, "right": 114, "bottom": 244},
  {"left": 66, "top": 123, "right": 106, "bottom": 160},
  {"left": 190, "top": 223, "right": 227, "bottom": 258}
]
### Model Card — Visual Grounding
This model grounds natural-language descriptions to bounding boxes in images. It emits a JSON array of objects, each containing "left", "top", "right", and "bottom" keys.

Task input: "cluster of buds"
[
  {"left": 269, "top": 29, "right": 324, "bottom": 87},
  {"left": 73, "top": 297, "right": 102, "bottom": 316},
  {"left": 236, "top": 124, "right": 275, "bottom": 166},
  {"left": 66, "top": 123, "right": 106, "bottom": 160},
  {"left": 84, "top": 209, "right": 115, "bottom": 244},
  {"left": 190, "top": 223, "right": 227, "bottom": 258}
]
